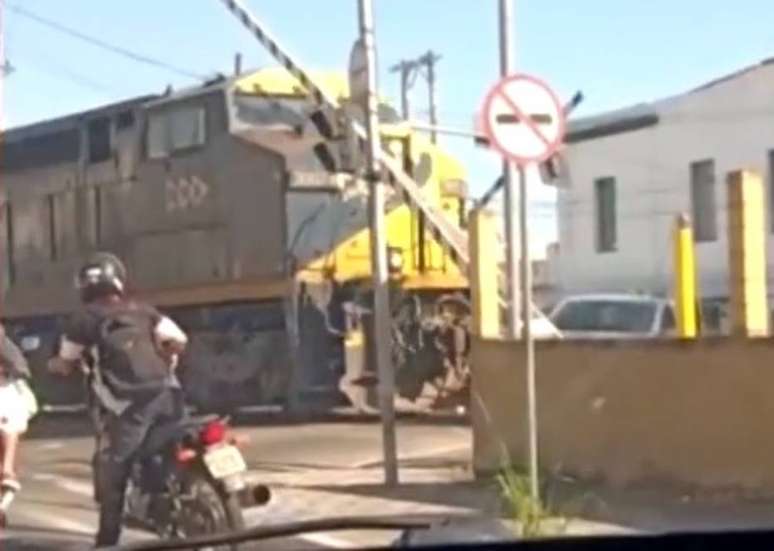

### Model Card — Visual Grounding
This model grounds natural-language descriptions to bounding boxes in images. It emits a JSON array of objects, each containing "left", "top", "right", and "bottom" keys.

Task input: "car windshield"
[{"left": 552, "top": 300, "right": 658, "bottom": 333}]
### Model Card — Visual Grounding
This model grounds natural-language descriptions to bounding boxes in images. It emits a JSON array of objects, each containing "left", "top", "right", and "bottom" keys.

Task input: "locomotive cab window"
[
  {"left": 146, "top": 105, "right": 207, "bottom": 159},
  {"left": 230, "top": 93, "right": 306, "bottom": 132},
  {"left": 87, "top": 117, "right": 112, "bottom": 163}
]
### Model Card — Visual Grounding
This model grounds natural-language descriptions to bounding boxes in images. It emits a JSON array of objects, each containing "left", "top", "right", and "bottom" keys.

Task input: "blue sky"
[{"left": 5, "top": 1, "right": 774, "bottom": 252}]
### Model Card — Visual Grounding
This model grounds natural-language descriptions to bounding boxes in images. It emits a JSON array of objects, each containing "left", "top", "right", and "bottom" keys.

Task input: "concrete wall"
[
  {"left": 472, "top": 337, "right": 774, "bottom": 495},
  {"left": 557, "top": 61, "right": 774, "bottom": 299}
]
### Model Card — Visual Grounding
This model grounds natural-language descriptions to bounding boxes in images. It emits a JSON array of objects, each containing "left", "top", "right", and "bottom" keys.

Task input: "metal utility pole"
[
  {"left": 419, "top": 50, "right": 441, "bottom": 144},
  {"left": 390, "top": 60, "right": 413, "bottom": 120},
  {"left": 390, "top": 51, "right": 441, "bottom": 143},
  {"left": 498, "top": 0, "right": 539, "bottom": 502},
  {"left": 359, "top": 0, "right": 399, "bottom": 487},
  {"left": 499, "top": 0, "right": 520, "bottom": 342}
]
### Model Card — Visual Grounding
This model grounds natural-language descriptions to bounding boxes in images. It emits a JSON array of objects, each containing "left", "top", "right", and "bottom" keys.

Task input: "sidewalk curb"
[
  {"left": 230, "top": 407, "right": 469, "bottom": 427},
  {"left": 33, "top": 404, "right": 470, "bottom": 427}
]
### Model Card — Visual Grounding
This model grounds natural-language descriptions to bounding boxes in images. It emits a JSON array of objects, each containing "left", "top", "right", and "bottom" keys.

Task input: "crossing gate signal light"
[{"left": 309, "top": 107, "right": 359, "bottom": 174}]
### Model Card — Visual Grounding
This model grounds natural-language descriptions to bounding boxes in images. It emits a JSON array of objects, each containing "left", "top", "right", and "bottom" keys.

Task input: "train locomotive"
[{"left": 0, "top": 68, "right": 472, "bottom": 413}]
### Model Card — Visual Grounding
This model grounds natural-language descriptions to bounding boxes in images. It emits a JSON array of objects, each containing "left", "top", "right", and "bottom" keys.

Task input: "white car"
[
  {"left": 527, "top": 311, "right": 564, "bottom": 340},
  {"left": 548, "top": 294, "right": 676, "bottom": 339}
]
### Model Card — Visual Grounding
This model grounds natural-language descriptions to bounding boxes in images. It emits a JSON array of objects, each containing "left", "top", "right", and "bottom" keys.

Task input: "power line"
[
  {"left": 5, "top": 1, "right": 207, "bottom": 82},
  {"left": 19, "top": 50, "right": 116, "bottom": 96}
]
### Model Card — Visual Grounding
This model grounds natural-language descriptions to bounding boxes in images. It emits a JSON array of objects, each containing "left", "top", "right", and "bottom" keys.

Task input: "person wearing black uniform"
[{"left": 48, "top": 252, "right": 188, "bottom": 548}]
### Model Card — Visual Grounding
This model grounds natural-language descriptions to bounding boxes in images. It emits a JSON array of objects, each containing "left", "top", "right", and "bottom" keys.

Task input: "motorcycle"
[{"left": 122, "top": 414, "right": 270, "bottom": 549}]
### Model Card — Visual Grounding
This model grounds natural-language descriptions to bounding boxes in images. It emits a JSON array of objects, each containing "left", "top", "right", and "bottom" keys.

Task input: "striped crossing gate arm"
[{"left": 217, "top": 0, "right": 469, "bottom": 272}]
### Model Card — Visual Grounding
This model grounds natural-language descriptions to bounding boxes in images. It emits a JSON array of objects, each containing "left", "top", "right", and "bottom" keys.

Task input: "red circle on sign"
[{"left": 482, "top": 73, "right": 566, "bottom": 165}]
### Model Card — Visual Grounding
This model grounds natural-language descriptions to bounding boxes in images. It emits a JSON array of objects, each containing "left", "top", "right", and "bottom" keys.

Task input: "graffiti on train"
[{"left": 179, "top": 330, "right": 291, "bottom": 412}]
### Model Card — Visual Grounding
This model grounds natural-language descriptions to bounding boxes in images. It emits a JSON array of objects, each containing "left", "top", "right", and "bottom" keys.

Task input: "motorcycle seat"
[{"left": 140, "top": 415, "right": 222, "bottom": 457}]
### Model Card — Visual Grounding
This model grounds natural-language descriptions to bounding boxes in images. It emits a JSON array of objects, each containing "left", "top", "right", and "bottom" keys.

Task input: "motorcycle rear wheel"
[{"left": 177, "top": 471, "right": 245, "bottom": 551}]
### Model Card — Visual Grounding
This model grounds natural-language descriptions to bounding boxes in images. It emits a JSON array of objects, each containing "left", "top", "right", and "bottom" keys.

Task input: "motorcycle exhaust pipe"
[{"left": 239, "top": 484, "right": 271, "bottom": 508}]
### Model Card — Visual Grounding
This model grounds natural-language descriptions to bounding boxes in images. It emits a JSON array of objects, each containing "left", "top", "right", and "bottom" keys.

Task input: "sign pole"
[
  {"left": 499, "top": 0, "right": 521, "bottom": 341},
  {"left": 479, "top": 71, "right": 567, "bottom": 515},
  {"left": 519, "top": 165, "right": 538, "bottom": 501},
  {"left": 358, "top": 0, "right": 399, "bottom": 487},
  {"left": 498, "top": 0, "right": 538, "bottom": 503}
]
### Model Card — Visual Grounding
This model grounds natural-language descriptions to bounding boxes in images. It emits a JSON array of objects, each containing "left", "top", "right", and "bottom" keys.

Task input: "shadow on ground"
[
  {"left": 304, "top": 480, "right": 504, "bottom": 515},
  {"left": 24, "top": 414, "right": 93, "bottom": 441},
  {"left": 0, "top": 530, "right": 90, "bottom": 551},
  {"left": 542, "top": 477, "right": 774, "bottom": 534},
  {"left": 19, "top": 498, "right": 96, "bottom": 514},
  {"left": 300, "top": 474, "right": 774, "bottom": 537}
]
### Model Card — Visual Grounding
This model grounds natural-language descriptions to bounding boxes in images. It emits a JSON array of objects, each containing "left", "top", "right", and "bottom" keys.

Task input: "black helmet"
[{"left": 75, "top": 252, "right": 128, "bottom": 303}]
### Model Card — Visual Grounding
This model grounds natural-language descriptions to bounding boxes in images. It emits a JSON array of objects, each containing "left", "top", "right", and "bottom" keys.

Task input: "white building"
[{"left": 555, "top": 57, "right": 774, "bottom": 310}]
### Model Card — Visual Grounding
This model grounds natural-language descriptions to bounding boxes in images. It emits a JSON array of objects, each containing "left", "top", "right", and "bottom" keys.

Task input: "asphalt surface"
[{"left": 0, "top": 413, "right": 472, "bottom": 550}]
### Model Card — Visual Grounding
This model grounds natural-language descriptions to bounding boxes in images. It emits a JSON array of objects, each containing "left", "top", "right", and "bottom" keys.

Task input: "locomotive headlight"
[{"left": 387, "top": 247, "right": 404, "bottom": 274}]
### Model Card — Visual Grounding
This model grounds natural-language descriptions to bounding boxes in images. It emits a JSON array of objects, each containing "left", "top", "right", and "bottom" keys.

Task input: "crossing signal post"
[{"left": 357, "top": 0, "right": 399, "bottom": 487}]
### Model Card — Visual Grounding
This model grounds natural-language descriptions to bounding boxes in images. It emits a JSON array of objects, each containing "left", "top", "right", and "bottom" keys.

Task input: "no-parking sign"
[{"left": 481, "top": 73, "right": 566, "bottom": 165}]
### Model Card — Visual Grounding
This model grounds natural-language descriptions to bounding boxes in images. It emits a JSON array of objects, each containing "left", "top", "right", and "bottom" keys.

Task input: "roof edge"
[
  {"left": 565, "top": 55, "right": 774, "bottom": 145},
  {"left": 566, "top": 113, "right": 659, "bottom": 144},
  {"left": 1, "top": 94, "right": 157, "bottom": 143}
]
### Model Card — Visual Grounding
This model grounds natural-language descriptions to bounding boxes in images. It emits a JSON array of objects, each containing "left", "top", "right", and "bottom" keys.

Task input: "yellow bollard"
[
  {"left": 673, "top": 213, "right": 697, "bottom": 338},
  {"left": 469, "top": 209, "right": 500, "bottom": 338},
  {"left": 727, "top": 170, "right": 769, "bottom": 337}
]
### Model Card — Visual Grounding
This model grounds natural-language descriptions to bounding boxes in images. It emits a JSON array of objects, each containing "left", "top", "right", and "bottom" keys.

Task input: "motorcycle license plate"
[{"left": 203, "top": 445, "right": 247, "bottom": 479}]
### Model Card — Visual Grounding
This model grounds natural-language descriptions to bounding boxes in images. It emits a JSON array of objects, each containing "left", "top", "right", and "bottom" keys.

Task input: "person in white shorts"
[{"left": 0, "top": 324, "right": 33, "bottom": 518}]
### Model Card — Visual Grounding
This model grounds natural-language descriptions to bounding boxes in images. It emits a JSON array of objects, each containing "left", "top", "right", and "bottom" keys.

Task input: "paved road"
[{"left": 0, "top": 414, "right": 472, "bottom": 550}]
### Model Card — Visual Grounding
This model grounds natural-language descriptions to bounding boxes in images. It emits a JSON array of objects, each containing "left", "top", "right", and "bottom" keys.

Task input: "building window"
[
  {"left": 87, "top": 117, "right": 112, "bottom": 163},
  {"left": 116, "top": 110, "right": 135, "bottom": 130},
  {"left": 690, "top": 159, "right": 717, "bottom": 242},
  {"left": 146, "top": 113, "right": 167, "bottom": 160},
  {"left": 594, "top": 177, "right": 617, "bottom": 253},
  {"left": 1, "top": 129, "right": 80, "bottom": 172},
  {"left": 146, "top": 105, "right": 207, "bottom": 159}
]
